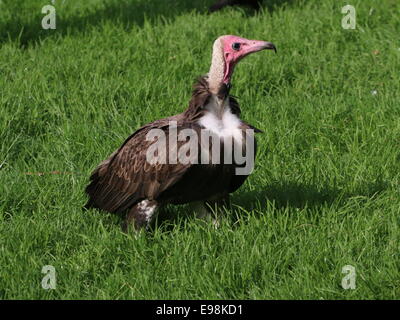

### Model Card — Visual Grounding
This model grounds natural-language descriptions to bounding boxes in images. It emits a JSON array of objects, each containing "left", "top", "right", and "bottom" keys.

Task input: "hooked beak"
[
  {"left": 251, "top": 41, "right": 276, "bottom": 54},
  {"left": 260, "top": 41, "right": 277, "bottom": 53},
  {"left": 243, "top": 40, "right": 277, "bottom": 57}
]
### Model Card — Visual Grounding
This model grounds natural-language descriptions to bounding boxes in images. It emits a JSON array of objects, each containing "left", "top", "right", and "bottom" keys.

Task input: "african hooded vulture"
[
  {"left": 209, "top": 0, "right": 262, "bottom": 12},
  {"left": 85, "top": 35, "right": 276, "bottom": 231}
]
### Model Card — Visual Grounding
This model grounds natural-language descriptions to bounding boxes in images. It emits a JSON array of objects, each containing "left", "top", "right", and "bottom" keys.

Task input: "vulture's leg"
[
  {"left": 122, "top": 199, "right": 158, "bottom": 232},
  {"left": 205, "top": 195, "right": 231, "bottom": 227},
  {"left": 191, "top": 195, "right": 231, "bottom": 227},
  {"left": 190, "top": 201, "right": 212, "bottom": 220}
]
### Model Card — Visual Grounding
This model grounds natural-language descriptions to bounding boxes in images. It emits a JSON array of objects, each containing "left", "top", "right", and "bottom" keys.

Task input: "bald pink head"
[
  {"left": 208, "top": 35, "right": 276, "bottom": 93},
  {"left": 220, "top": 35, "right": 276, "bottom": 84}
]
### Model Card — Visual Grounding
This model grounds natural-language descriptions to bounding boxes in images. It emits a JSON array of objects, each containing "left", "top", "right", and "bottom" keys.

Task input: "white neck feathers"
[{"left": 199, "top": 98, "right": 242, "bottom": 142}]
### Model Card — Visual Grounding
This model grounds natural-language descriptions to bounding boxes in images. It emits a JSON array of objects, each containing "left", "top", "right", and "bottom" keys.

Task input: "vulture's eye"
[{"left": 232, "top": 42, "right": 241, "bottom": 51}]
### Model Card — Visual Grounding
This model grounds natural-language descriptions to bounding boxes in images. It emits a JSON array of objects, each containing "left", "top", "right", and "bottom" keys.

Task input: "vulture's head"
[{"left": 208, "top": 35, "right": 276, "bottom": 94}]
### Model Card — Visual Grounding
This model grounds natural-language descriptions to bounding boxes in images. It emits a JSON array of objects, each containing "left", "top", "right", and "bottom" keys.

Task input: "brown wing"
[
  {"left": 85, "top": 76, "right": 213, "bottom": 213},
  {"left": 85, "top": 119, "right": 196, "bottom": 213}
]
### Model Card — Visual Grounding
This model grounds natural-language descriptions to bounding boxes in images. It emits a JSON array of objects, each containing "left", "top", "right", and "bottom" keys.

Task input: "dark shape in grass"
[
  {"left": 209, "top": 0, "right": 293, "bottom": 13},
  {"left": 0, "top": 1, "right": 193, "bottom": 47},
  {"left": 209, "top": 0, "right": 263, "bottom": 12}
]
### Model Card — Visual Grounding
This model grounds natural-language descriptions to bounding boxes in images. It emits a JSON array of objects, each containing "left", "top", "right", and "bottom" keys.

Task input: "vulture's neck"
[
  {"left": 185, "top": 40, "right": 235, "bottom": 121},
  {"left": 207, "top": 39, "right": 226, "bottom": 96},
  {"left": 196, "top": 40, "right": 241, "bottom": 138}
]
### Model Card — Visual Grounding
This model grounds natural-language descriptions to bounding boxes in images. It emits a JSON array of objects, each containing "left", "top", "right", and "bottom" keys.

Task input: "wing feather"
[{"left": 85, "top": 119, "right": 194, "bottom": 213}]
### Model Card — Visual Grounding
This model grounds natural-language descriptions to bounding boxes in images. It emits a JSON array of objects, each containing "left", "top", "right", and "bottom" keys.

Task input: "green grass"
[{"left": 1, "top": 0, "right": 400, "bottom": 299}]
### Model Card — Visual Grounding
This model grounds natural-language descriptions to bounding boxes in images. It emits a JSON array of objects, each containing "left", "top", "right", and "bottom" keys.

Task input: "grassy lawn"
[{"left": 1, "top": 0, "right": 399, "bottom": 299}]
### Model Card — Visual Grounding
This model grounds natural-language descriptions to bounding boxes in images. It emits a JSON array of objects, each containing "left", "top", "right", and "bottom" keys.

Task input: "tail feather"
[{"left": 84, "top": 171, "right": 138, "bottom": 214}]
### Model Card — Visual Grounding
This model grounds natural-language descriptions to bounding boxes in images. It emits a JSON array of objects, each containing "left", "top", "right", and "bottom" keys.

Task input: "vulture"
[
  {"left": 209, "top": 0, "right": 262, "bottom": 12},
  {"left": 85, "top": 35, "right": 276, "bottom": 231}
]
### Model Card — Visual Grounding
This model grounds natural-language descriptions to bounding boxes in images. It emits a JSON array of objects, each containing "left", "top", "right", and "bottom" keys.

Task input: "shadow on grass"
[
  {"left": 151, "top": 178, "right": 389, "bottom": 232},
  {"left": 234, "top": 179, "right": 389, "bottom": 212},
  {"left": 1, "top": 0, "right": 294, "bottom": 48},
  {"left": 0, "top": 0, "right": 209, "bottom": 47}
]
